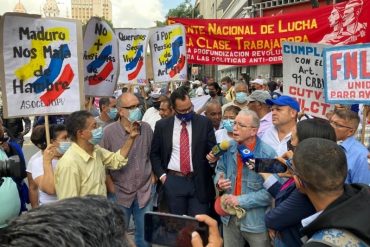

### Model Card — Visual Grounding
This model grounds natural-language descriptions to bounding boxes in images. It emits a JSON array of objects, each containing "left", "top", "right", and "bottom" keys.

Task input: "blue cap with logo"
[{"left": 265, "top": 95, "right": 300, "bottom": 112}]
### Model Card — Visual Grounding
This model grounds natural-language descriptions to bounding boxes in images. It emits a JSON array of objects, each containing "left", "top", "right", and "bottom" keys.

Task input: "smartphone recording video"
[
  {"left": 144, "top": 212, "right": 208, "bottom": 247},
  {"left": 253, "top": 158, "right": 287, "bottom": 173}
]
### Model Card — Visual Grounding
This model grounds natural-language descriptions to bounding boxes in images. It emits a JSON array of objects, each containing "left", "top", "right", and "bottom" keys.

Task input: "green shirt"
[{"left": 0, "top": 177, "right": 21, "bottom": 228}]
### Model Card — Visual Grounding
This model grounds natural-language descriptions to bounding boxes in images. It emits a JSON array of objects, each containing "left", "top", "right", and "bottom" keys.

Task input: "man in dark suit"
[{"left": 150, "top": 88, "right": 216, "bottom": 216}]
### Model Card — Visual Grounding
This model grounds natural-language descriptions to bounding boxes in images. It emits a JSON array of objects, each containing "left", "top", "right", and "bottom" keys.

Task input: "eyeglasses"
[
  {"left": 234, "top": 121, "right": 257, "bottom": 129},
  {"left": 121, "top": 104, "right": 140, "bottom": 110},
  {"left": 329, "top": 120, "right": 353, "bottom": 129}
]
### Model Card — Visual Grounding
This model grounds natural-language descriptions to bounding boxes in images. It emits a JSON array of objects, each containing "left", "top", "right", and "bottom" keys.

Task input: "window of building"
[{"left": 272, "top": 64, "right": 283, "bottom": 78}]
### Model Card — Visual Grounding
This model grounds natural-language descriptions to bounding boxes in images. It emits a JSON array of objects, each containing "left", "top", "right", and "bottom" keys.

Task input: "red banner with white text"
[{"left": 170, "top": 0, "right": 370, "bottom": 65}]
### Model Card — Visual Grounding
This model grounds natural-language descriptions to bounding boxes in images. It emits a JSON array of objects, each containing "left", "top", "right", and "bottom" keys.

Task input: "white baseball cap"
[{"left": 250, "top": 78, "right": 265, "bottom": 85}]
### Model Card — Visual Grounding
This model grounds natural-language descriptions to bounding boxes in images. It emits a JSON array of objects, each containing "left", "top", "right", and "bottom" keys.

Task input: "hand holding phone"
[
  {"left": 144, "top": 212, "right": 209, "bottom": 247},
  {"left": 248, "top": 158, "right": 287, "bottom": 173},
  {"left": 191, "top": 215, "right": 222, "bottom": 247}
]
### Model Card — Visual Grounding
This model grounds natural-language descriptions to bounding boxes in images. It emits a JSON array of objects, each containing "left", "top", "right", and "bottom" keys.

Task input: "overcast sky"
[{"left": 0, "top": 0, "right": 191, "bottom": 28}]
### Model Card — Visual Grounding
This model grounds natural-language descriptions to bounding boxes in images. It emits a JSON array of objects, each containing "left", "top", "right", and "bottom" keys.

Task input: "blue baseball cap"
[{"left": 266, "top": 95, "right": 300, "bottom": 112}]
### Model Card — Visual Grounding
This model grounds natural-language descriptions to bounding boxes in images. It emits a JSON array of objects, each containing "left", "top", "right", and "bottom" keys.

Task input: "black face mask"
[
  {"left": 153, "top": 101, "right": 160, "bottom": 110},
  {"left": 209, "top": 91, "right": 217, "bottom": 97}
]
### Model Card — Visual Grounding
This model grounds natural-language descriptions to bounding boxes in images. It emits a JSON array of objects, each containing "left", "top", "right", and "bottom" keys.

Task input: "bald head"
[
  {"left": 205, "top": 100, "right": 222, "bottom": 129},
  {"left": 117, "top": 93, "right": 140, "bottom": 121},
  {"left": 117, "top": 93, "right": 139, "bottom": 109},
  {"left": 205, "top": 100, "right": 221, "bottom": 112}
]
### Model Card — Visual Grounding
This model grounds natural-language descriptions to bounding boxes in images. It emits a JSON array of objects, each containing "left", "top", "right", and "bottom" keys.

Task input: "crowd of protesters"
[{"left": 0, "top": 77, "right": 369, "bottom": 247}]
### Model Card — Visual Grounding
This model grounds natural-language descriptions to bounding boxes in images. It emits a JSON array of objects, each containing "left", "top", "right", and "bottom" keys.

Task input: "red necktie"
[{"left": 180, "top": 121, "right": 191, "bottom": 174}]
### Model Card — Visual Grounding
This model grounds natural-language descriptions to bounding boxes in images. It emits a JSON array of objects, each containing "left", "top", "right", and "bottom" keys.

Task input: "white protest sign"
[
  {"left": 324, "top": 43, "right": 370, "bottom": 104},
  {"left": 0, "top": 13, "right": 84, "bottom": 118},
  {"left": 191, "top": 95, "right": 210, "bottom": 113},
  {"left": 115, "top": 28, "right": 149, "bottom": 85},
  {"left": 150, "top": 24, "right": 187, "bottom": 83},
  {"left": 83, "top": 17, "right": 119, "bottom": 97},
  {"left": 283, "top": 42, "right": 333, "bottom": 118}
]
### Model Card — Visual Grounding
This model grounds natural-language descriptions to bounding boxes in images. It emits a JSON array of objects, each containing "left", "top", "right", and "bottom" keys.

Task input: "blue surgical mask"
[
  {"left": 222, "top": 119, "right": 234, "bottom": 132},
  {"left": 89, "top": 127, "right": 103, "bottom": 145},
  {"left": 235, "top": 92, "right": 248, "bottom": 104},
  {"left": 128, "top": 107, "right": 143, "bottom": 122},
  {"left": 107, "top": 108, "right": 118, "bottom": 120},
  {"left": 176, "top": 111, "right": 194, "bottom": 122},
  {"left": 57, "top": 141, "right": 71, "bottom": 154},
  {"left": 222, "top": 84, "right": 228, "bottom": 91}
]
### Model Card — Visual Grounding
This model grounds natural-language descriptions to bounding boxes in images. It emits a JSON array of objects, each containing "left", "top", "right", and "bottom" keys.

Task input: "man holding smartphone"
[{"left": 214, "top": 109, "right": 275, "bottom": 247}]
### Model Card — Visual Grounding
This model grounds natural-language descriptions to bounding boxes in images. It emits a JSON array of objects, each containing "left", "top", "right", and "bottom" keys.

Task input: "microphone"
[
  {"left": 211, "top": 140, "right": 231, "bottom": 157},
  {"left": 237, "top": 144, "right": 254, "bottom": 163}
]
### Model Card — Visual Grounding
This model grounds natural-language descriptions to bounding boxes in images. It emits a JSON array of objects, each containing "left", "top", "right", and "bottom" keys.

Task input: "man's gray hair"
[
  {"left": 238, "top": 109, "right": 260, "bottom": 128},
  {"left": 205, "top": 100, "right": 221, "bottom": 111}
]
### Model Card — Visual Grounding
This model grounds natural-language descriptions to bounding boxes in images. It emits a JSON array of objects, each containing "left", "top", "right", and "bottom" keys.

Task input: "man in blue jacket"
[{"left": 214, "top": 109, "right": 275, "bottom": 247}]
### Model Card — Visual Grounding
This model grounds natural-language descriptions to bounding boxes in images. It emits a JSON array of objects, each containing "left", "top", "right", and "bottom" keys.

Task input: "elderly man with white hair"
[{"left": 214, "top": 109, "right": 276, "bottom": 247}]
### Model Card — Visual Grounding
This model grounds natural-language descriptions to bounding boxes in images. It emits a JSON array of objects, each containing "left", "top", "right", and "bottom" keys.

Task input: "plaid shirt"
[
  {"left": 356, "top": 124, "right": 370, "bottom": 172},
  {"left": 356, "top": 123, "right": 370, "bottom": 150}
]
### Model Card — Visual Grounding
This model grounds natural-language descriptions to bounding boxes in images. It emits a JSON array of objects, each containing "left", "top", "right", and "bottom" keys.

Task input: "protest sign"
[
  {"left": 171, "top": 0, "right": 370, "bottom": 65},
  {"left": 115, "top": 28, "right": 149, "bottom": 85},
  {"left": 0, "top": 13, "right": 83, "bottom": 118},
  {"left": 150, "top": 24, "right": 187, "bottom": 83},
  {"left": 191, "top": 95, "right": 210, "bottom": 113},
  {"left": 324, "top": 43, "right": 370, "bottom": 104},
  {"left": 83, "top": 17, "right": 119, "bottom": 97},
  {"left": 283, "top": 42, "right": 332, "bottom": 118}
]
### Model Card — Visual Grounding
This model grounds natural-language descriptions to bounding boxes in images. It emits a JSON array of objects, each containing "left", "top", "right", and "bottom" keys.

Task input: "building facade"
[
  {"left": 71, "top": 0, "right": 112, "bottom": 24},
  {"left": 43, "top": 0, "right": 60, "bottom": 17}
]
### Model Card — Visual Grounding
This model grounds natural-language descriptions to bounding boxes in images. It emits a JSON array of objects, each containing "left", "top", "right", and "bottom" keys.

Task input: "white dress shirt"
[
  {"left": 142, "top": 107, "right": 161, "bottom": 131},
  {"left": 168, "top": 117, "right": 194, "bottom": 172},
  {"left": 261, "top": 126, "right": 291, "bottom": 156}
]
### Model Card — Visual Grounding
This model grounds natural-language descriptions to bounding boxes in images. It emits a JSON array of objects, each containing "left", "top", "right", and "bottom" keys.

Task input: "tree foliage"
[
  {"left": 156, "top": 0, "right": 199, "bottom": 26},
  {"left": 101, "top": 16, "right": 114, "bottom": 29},
  {"left": 166, "top": 0, "right": 197, "bottom": 19}
]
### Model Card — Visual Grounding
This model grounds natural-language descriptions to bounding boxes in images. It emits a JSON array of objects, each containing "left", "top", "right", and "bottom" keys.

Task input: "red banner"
[{"left": 170, "top": 0, "right": 370, "bottom": 65}]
